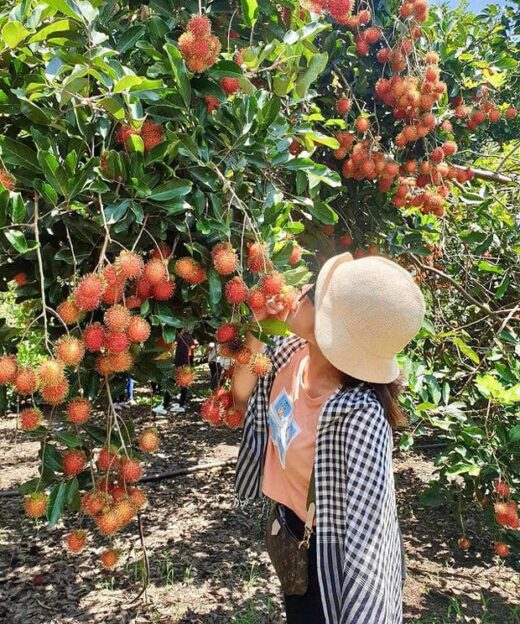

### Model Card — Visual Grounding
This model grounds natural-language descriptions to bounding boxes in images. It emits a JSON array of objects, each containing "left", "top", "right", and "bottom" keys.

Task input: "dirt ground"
[{"left": 1, "top": 375, "right": 519, "bottom": 624}]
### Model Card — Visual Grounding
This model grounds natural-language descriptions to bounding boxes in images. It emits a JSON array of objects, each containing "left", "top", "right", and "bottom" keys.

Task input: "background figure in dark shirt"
[{"left": 173, "top": 329, "right": 196, "bottom": 412}]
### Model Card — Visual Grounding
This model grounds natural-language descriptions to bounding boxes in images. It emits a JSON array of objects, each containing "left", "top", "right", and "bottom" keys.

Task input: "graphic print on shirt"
[{"left": 268, "top": 387, "right": 301, "bottom": 469}]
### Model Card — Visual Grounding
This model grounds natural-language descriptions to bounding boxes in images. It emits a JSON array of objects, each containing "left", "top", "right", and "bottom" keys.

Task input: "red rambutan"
[
  {"left": 104, "top": 305, "right": 131, "bottom": 333},
  {"left": 140, "top": 120, "right": 164, "bottom": 152},
  {"left": 0, "top": 355, "right": 17, "bottom": 385},
  {"left": 127, "top": 316, "right": 151, "bottom": 343},
  {"left": 216, "top": 323, "right": 238, "bottom": 344},
  {"left": 66, "top": 530, "right": 87, "bottom": 554},
  {"left": 41, "top": 378, "right": 69, "bottom": 405},
  {"left": 83, "top": 323, "right": 106, "bottom": 352},
  {"left": 200, "top": 397, "right": 223, "bottom": 426},
  {"left": 97, "top": 446, "right": 120, "bottom": 472},
  {"left": 224, "top": 407, "right": 244, "bottom": 429},
  {"left": 20, "top": 407, "right": 43, "bottom": 431},
  {"left": 212, "top": 243, "right": 238, "bottom": 275},
  {"left": 175, "top": 365, "right": 196, "bottom": 387},
  {"left": 66, "top": 398, "right": 91, "bottom": 425},
  {"left": 37, "top": 359, "right": 65, "bottom": 388},
  {"left": 224, "top": 276, "right": 249, "bottom": 304},
  {"left": 221, "top": 77, "right": 239, "bottom": 95},
  {"left": 116, "top": 251, "right": 144, "bottom": 280},
  {"left": 13, "top": 367, "right": 38, "bottom": 395},
  {"left": 100, "top": 548, "right": 120, "bottom": 569},
  {"left": 248, "top": 353, "right": 273, "bottom": 377},
  {"left": 23, "top": 492, "right": 48, "bottom": 518},
  {"left": 74, "top": 274, "right": 106, "bottom": 311},
  {"left": 55, "top": 336, "right": 85, "bottom": 367},
  {"left": 63, "top": 450, "right": 87, "bottom": 477},
  {"left": 153, "top": 277, "right": 176, "bottom": 301},
  {"left": 139, "top": 428, "right": 160, "bottom": 453},
  {"left": 143, "top": 259, "right": 168, "bottom": 285},
  {"left": 57, "top": 299, "right": 83, "bottom": 325},
  {"left": 118, "top": 458, "right": 142, "bottom": 484},
  {"left": 105, "top": 332, "right": 131, "bottom": 355}
]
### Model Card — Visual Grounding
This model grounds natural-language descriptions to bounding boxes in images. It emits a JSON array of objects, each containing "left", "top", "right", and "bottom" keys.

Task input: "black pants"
[
  {"left": 279, "top": 504, "right": 326, "bottom": 624},
  {"left": 151, "top": 382, "right": 171, "bottom": 408},
  {"left": 208, "top": 362, "right": 223, "bottom": 390}
]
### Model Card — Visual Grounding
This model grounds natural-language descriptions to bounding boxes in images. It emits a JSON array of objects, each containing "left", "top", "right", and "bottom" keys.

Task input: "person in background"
[
  {"left": 207, "top": 341, "right": 220, "bottom": 390},
  {"left": 170, "top": 329, "right": 196, "bottom": 413},
  {"left": 113, "top": 376, "right": 135, "bottom": 410}
]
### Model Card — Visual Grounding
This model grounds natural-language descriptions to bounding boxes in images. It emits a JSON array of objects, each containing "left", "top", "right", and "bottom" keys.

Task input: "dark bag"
[{"left": 265, "top": 469, "right": 316, "bottom": 596}]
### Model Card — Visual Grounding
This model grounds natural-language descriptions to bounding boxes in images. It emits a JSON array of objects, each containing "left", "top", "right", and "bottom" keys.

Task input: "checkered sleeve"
[{"left": 339, "top": 397, "right": 403, "bottom": 624}]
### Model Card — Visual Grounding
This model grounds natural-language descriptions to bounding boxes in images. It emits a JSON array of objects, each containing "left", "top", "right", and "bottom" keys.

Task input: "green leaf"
[
  {"left": 99, "top": 97, "right": 125, "bottom": 120},
  {"left": 452, "top": 337, "right": 480, "bottom": 364},
  {"left": 148, "top": 179, "right": 192, "bottom": 201},
  {"left": 307, "top": 200, "right": 338, "bottom": 224},
  {"left": 0, "top": 136, "right": 39, "bottom": 171},
  {"left": 295, "top": 52, "right": 328, "bottom": 97},
  {"left": 475, "top": 374, "right": 503, "bottom": 400},
  {"left": 55, "top": 431, "right": 84, "bottom": 448},
  {"left": 165, "top": 43, "right": 191, "bottom": 107},
  {"left": 46, "top": 0, "right": 84, "bottom": 21},
  {"left": 257, "top": 318, "right": 290, "bottom": 336},
  {"left": 1, "top": 21, "right": 30, "bottom": 48},
  {"left": 46, "top": 481, "right": 67, "bottom": 528},
  {"left": 42, "top": 443, "right": 63, "bottom": 472},
  {"left": 5, "top": 229, "right": 36, "bottom": 254},
  {"left": 241, "top": 0, "right": 259, "bottom": 27},
  {"left": 508, "top": 425, "right": 520, "bottom": 443},
  {"left": 207, "top": 268, "right": 222, "bottom": 310}
]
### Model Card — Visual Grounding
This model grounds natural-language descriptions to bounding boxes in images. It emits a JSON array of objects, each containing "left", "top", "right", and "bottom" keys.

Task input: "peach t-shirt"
[{"left": 262, "top": 345, "right": 337, "bottom": 523}]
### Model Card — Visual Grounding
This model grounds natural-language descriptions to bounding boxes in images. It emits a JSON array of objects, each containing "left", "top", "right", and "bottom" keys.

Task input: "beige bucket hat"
[{"left": 314, "top": 252, "right": 425, "bottom": 383}]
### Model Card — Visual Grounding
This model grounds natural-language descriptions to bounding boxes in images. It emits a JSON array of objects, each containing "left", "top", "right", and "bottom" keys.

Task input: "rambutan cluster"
[
  {"left": 115, "top": 121, "right": 164, "bottom": 153},
  {"left": 301, "top": 0, "right": 354, "bottom": 25},
  {"left": 399, "top": 0, "right": 429, "bottom": 23},
  {"left": 450, "top": 88, "right": 518, "bottom": 131},
  {"left": 376, "top": 72, "right": 446, "bottom": 127},
  {"left": 178, "top": 14, "right": 221, "bottom": 73},
  {"left": 200, "top": 387, "right": 244, "bottom": 428},
  {"left": 341, "top": 140, "right": 399, "bottom": 185}
]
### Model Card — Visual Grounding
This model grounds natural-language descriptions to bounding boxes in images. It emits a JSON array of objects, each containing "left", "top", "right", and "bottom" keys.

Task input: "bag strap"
[{"left": 300, "top": 467, "right": 316, "bottom": 549}]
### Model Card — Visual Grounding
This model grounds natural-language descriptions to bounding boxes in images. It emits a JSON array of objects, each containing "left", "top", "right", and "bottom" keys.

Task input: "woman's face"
[{"left": 286, "top": 283, "right": 315, "bottom": 343}]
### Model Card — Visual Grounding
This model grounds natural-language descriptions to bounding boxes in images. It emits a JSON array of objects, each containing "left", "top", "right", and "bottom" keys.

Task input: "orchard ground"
[{"left": 1, "top": 366, "right": 519, "bottom": 624}]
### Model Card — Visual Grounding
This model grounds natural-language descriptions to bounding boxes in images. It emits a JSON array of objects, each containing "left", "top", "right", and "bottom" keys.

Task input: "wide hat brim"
[{"left": 314, "top": 252, "right": 401, "bottom": 384}]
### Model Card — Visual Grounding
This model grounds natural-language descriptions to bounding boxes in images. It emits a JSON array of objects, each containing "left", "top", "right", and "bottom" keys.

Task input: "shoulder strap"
[{"left": 301, "top": 467, "right": 316, "bottom": 548}]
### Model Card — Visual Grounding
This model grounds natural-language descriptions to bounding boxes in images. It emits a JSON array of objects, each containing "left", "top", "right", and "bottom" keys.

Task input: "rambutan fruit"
[
  {"left": 104, "top": 305, "right": 131, "bottom": 333},
  {"left": 187, "top": 13, "right": 211, "bottom": 37},
  {"left": 140, "top": 120, "right": 164, "bottom": 152},
  {"left": 216, "top": 323, "right": 238, "bottom": 344},
  {"left": 505, "top": 106, "right": 517, "bottom": 120},
  {"left": 442, "top": 140, "right": 458, "bottom": 156},
  {"left": 23, "top": 492, "right": 48, "bottom": 518},
  {"left": 189, "top": 266, "right": 207, "bottom": 285},
  {"left": 364, "top": 26, "right": 382, "bottom": 44},
  {"left": 109, "top": 351, "right": 134, "bottom": 373},
  {"left": 204, "top": 96, "right": 220, "bottom": 113},
  {"left": 143, "top": 259, "right": 168, "bottom": 285},
  {"left": 74, "top": 274, "right": 106, "bottom": 311},
  {"left": 224, "top": 407, "right": 244, "bottom": 429},
  {"left": 260, "top": 271, "right": 285, "bottom": 296},
  {"left": 118, "top": 458, "right": 142, "bottom": 484},
  {"left": 212, "top": 243, "right": 238, "bottom": 275},
  {"left": 37, "top": 359, "right": 65, "bottom": 388},
  {"left": 0, "top": 168, "right": 15, "bottom": 191},
  {"left": 66, "top": 530, "right": 87, "bottom": 554},
  {"left": 216, "top": 388, "right": 233, "bottom": 409},
  {"left": 20, "top": 407, "right": 43, "bottom": 431},
  {"left": 115, "top": 124, "right": 137, "bottom": 146},
  {"left": 153, "top": 277, "right": 176, "bottom": 301},
  {"left": 247, "top": 242, "right": 271, "bottom": 274},
  {"left": 458, "top": 537, "right": 471, "bottom": 551},
  {"left": 128, "top": 487, "right": 147, "bottom": 509},
  {"left": 100, "top": 548, "right": 120, "bottom": 569},
  {"left": 494, "top": 480, "right": 511, "bottom": 498},
  {"left": 66, "top": 398, "right": 91, "bottom": 425},
  {"left": 83, "top": 323, "right": 106, "bottom": 352},
  {"left": 336, "top": 96, "right": 351, "bottom": 115},
  {"left": 13, "top": 367, "right": 38, "bottom": 395},
  {"left": 224, "top": 277, "right": 248, "bottom": 305},
  {"left": 221, "top": 77, "right": 239, "bottom": 95},
  {"left": 248, "top": 353, "right": 273, "bottom": 377},
  {"left": 116, "top": 251, "right": 144, "bottom": 280},
  {"left": 358, "top": 8, "right": 371, "bottom": 23},
  {"left": 11, "top": 272, "right": 27, "bottom": 287},
  {"left": 113, "top": 498, "right": 137, "bottom": 526},
  {"left": 139, "top": 428, "right": 160, "bottom": 453},
  {"left": 201, "top": 397, "right": 223, "bottom": 426},
  {"left": 174, "top": 257, "right": 201, "bottom": 282},
  {"left": 105, "top": 332, "right": 131, "bottom": 355},
  {"left": 288, "top": 243, "right": 302, "bottom": 265},
  {"left": 247, "top": 287, "right": 266, "bottom": 311},
  {"left": 63, "top": 450, "right": 87, "bottom": 477},
  {"left": 495, "top": 542, "right": 510, "bottom": 557},
  {"left": 57, "top": 299, "right": 82, "bottom": 325},
  {"left": 0, "top": 355, "right": 17, "bottom": 385},
  {"left": 127, "top": 316, "right": 151, "bottom": 344},
  {"left": 96, "top": 509, "right": 121, "bottom": 535},
  {"left": 81, "top": 491, "right": 110, "bottom": 516},
  {"left": 125, "top": 296, "right": 143, "bottom": 310},
  {"left": 150, "top": 242, "right": 172, "bottom": 260},
  {"left": 354, "top": 117, "right": 370, "bottom": 133},
  {"left": 95, "top": 354, "right": 113, "bottom": 376},
  {"left": 56, "top": 336, "right": 85, "bottom": 367},
  {"left": 41, "top": 378, "right": 69, "bottom": 405},
  {"left": 135, "top": 277, "right": 154, "bottom": 300},
  {"left": 175, "top": 365, "right": 196, "bottom": 387},
  {"left": 97, "top": 446, "right": 120, "bottom": 472}
]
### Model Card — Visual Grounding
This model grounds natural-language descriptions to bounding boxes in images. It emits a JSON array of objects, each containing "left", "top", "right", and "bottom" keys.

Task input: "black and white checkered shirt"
[{"left": 234, "top": 335, "right": 404, "bottom": 624}]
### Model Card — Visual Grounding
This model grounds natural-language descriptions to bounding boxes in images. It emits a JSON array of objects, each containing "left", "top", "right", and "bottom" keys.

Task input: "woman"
[{"left": 232, "top": 252, "right": 425, "bottom": 624}]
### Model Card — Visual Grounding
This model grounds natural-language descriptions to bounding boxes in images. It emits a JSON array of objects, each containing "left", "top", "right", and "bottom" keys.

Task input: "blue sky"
[{"left": 431, "top": 0, "right": 509, "bottom": 11}]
